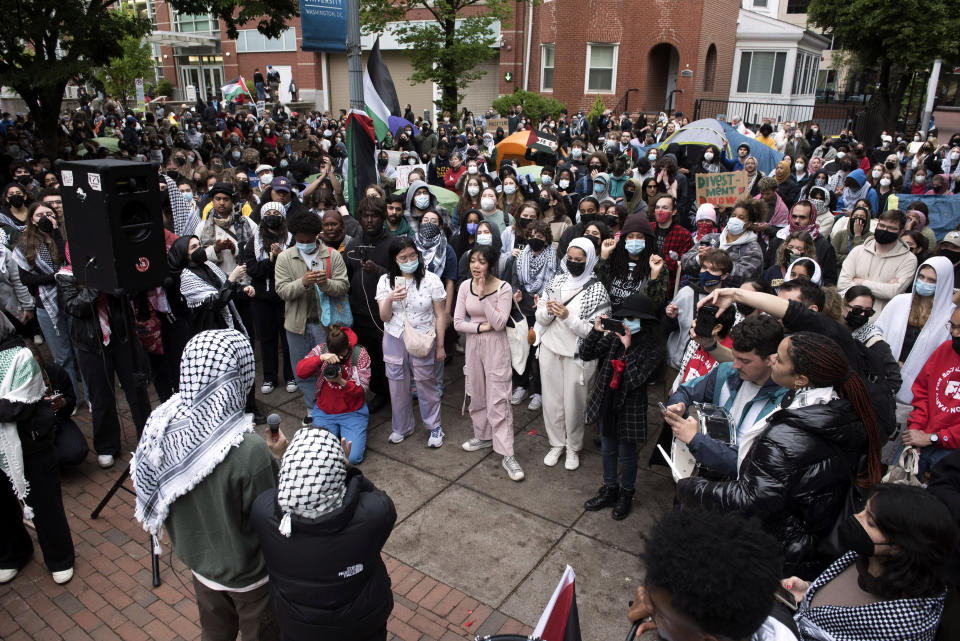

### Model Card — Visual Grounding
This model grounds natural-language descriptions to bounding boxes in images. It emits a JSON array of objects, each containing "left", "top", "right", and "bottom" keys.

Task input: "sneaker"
[
  {"left": 261, "top": 381, "right": 275, "bottom": 394},
  {"left": 427, "top": 427, "right": 444, "bottom": 448},
  {"left": 51, "top": 567, "right": 74, "bottom": 585},
  {"left": 97, "top": 454, "right": 115, "bottom": 469},
  {"left": 543, "top": 446, "right": 564, "bottom": 467},
  {"left": 388, "top": 430, "right": 411, "bottom": 444},
  {"left": 0, "top": 568, "right": 17, "bottom": 584},
  {"left": 502, "top": 456, "right": 525, "bottom": 481},
  {"left": 510, "top": 387, "right": 528, "bottom": 405},
  {"left": 33, "top": 334, "right": 43, "bottom": 345},
  {"left": 564, "top": 450, "right": 580, "bottom": 471},
  {"left": 286, "top": 380, "right": 298, "bottom": 393},
  {"left": 527, "top": 394, "right": 542, "bottom": 411},
  {"left": 301, "top": 415, "right": 313, "bottom": 427},
  {"left": 462, "top": 437, "right": 493, "bottom": 452}
]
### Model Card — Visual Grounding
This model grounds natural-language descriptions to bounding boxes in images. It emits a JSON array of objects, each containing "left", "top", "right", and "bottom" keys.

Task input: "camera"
[{"left": 322, "top": 363, "right": 341, "bottom": 380}]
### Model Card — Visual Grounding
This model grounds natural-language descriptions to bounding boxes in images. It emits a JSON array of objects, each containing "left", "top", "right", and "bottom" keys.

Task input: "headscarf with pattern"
[{"left": 276, "top": 428, "right": 347, "bottom": 537}]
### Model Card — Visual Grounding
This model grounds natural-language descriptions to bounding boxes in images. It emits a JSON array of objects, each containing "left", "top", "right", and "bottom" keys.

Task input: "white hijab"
[
  {"left": 785, "top": 257, "right": 822, "bottom": 285},
  {"left": 563, "top": 236, "right": 599, "bottom": 290},
  {"left": 875, "top": 256, "right": 956, "bottom": 403}
]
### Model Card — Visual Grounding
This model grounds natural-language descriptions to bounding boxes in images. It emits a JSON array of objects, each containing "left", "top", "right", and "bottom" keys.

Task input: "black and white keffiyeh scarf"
[
  {"left": 415, "top": 223, "right": 447, "bottom": 276},
  {"left": 516, "top": 243, "right": 556, "bottom": 295},
  {"left": 276, "top": 428, "right": 347, "bottom": 537},
  {"left": 180, "top": 260, "right": 247, "bottom": 335},
  {"left": 131, "top": 330, "right": 256, "bottom": 549},
  {"left": 253, "top": 230, "right": 292, "bottom": 262},
  {"left": 200, "top": 202, "right": 253, "bottom": 249},
  {"left": 163, "top": 175, "right": 200, "bottom": 237},
  {"left": 12, "top": 244, "right": 61, "bottom": 328}
]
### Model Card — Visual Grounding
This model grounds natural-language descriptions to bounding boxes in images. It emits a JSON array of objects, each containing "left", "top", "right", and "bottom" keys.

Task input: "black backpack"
[{"left": 850, "top": 339, "right": 898, "bottom": 439}]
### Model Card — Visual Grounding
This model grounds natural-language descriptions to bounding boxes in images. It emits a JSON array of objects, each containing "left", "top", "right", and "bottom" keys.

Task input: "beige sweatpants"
[{"left": 539, "top": 345, "right": 596, "bottom": 453}]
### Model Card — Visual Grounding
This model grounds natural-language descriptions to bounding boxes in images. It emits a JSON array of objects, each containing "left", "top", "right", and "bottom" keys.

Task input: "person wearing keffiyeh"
[
  {"left": 251, "top": 428, "right": 397, "bottom": 641},
  {"left": 131, "top": 330, "right": 284, "bottom": 641},
  {"left": 0, "top": 312, "right": 75, "bottom": 586}
]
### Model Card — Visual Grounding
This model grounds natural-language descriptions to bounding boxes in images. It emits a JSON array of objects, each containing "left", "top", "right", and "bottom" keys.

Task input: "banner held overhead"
[{"left": 299, "top": 0, "right": 347, "bottom": 52}]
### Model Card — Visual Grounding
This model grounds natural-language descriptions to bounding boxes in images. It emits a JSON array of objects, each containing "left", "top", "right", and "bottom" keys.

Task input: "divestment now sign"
[
  {"left": 695, "top": 171, "right": 748, "bottom": 207},
  {"left": 299, "top": 0, "right": 347, "bottom": 52}
]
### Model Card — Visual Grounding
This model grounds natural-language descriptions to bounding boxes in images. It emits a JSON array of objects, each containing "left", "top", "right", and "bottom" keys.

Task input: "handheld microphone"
[{"left": 267, "top": 413, "right": 281, "bottom": 436}]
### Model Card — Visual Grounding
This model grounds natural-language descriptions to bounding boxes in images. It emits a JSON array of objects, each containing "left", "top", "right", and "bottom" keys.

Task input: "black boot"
[
  {"left": 584, "top": 484, "right": 619, "bottom": 511},
  {"left": 612, "top": 488, "right": 635, "bottom": 520}
]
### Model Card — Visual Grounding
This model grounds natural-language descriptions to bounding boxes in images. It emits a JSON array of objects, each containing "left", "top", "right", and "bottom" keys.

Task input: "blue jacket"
[
  {"left": 836, "top": 168, "right": 879, "bottom": 213},
  {"left": 668, "top": 361, "right": 787, "bottom": 477}
]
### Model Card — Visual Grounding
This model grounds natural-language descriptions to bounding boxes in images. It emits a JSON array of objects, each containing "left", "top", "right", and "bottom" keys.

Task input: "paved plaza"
[{"left": 0, "top": 353, "right": 676, "bottom": 641}]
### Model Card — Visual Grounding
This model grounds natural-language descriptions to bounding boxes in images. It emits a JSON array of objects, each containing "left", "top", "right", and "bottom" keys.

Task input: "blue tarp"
[
  {"left": 718, "top": 122, "right": 785, "bottom": 176},
  {"left": 892, "top": 194, "right": 960, "bottom": 242}
]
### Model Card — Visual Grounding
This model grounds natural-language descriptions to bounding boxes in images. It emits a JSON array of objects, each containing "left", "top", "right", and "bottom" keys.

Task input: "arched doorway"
[
  {"left": 646, "top": 43, "right": 680, "bottom": 112},
  {"left": 703, "top": 44, "right": 717, "bottom": 93}
]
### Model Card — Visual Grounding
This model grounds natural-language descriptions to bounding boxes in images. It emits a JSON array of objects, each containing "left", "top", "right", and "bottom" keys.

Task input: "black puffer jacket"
[
  {"left": 677, "top": 398, "right": 866, "bottom": 580},
  {"left": 251, "top": 468, "right": 397, "bottom": 641}
]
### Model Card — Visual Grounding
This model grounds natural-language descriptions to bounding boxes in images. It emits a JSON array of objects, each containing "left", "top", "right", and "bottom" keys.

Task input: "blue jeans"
[
  {"left": 36, "top": 307, "right": 84, "bottom": 402},
  {"left": 312, "top": 405, "right": 369, "bottom": 464},
  {"left": 919, "top": 446, "right": 952, "bottom": 479},
  {"left": 255, "top": 82, "right": 266, "bottom": 100},
  {"left": 601, "top": 430, "right": 638, "bottom": 492},
  {"left": 286, "top": 323, "right": 328, "bottom": 414}
]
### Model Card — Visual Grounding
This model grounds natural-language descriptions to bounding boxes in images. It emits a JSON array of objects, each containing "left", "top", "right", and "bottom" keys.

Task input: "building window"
[
  {"left": 752, "top": 0, "right": 768, "bottom": 7},
  {"left": 586, "top": 43, "right": 617, "bottom": 93},
  {"left": 235, "top": 28, "right": 297, "bottom": 53},
  {"left": 703, "top": 44, "right": 717, "bottom": 93},
  {"left": 736, "top": 51, "right": 787, "bottom": 94},
  {"left": 786, "top": 0, "right": 811, "bottom": 13},
  {"left": 791, "top": 51, "right": 819, "bottom": 96},
  {"left": 173, "top": 11, "right": 217, "bottom": 33},
  {"left": 541, "top": 44, "right": 555, "bottom": 91}
]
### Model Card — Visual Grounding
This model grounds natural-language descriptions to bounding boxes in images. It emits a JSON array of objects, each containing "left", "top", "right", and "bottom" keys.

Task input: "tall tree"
[
  {"left": 807, "top": 0, "right": 960, "bottom": 136},
  {"left": 359, "top": 0, "right": 512, "bottom": 116},
  {"left": 93, "top": 33, "right": 155, "bottom": 112}
]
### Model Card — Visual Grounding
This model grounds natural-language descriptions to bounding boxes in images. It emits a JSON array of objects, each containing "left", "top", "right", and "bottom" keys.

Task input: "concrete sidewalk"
[{"left": 0, "top": 354, "right": 675, "bottom": 641}]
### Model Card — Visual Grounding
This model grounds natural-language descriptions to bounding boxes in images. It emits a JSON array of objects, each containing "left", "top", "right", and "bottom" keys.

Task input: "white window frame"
[
  {"left": 541, "top": 43, "right": 555, "bottom": 92},
  {"left": 235, "top": 28, "right": 297, "bottom": 53},
  {"left": 172, "top": 10, "right": 217, "bottom": 33},
  {"left": 584, "top": 43, "right": 618, "bottom": 94},
  {"left": 736, "top": 49, "right": 788, "bottom": 95}
]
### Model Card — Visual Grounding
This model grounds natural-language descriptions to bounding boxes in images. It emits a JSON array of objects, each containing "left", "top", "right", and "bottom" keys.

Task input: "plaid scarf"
[
  {"left": 276, "top": 428, "right": 347, "bottom": 537},
  {"left": 131, "top": 330, "right": 256, "bottom": 549}
]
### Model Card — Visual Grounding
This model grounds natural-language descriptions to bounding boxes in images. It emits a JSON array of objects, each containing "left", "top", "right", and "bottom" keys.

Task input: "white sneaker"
[
  {"left": 462, "top": 437, "right": 493, "bottom": 452},
  {"left": 543, "top": 446, "right": 564, "bottom": 467},
  {"left": 0, "top": 568, "right": 17, "bottom": 584},
  {"left": 564, "top": 450, "right": 580, "bottom": 471},
  {"left": 51, "top": 567, "right": 74, "bottom": 585},
  {"left": 388, "top": 430, "right": 410, "bottom": 444},
  {"left": 33, "top": 334, "right": 43, "bottom": 345},
  {"left": 502, "top": 456, "right": 525, "bottom": 481},
  {"left": 527, "top": 394, "right": 542, "bottom": 411},
  {"left": 510, "top": 387, "right": 528, "bottom": 405},
  {"left": 97, "top": 454, "right": 115, "bottom": 469},
  {"left": 427, "top": 427, "right": 444, "bottom": 448},
  {"left": 285, "top": 380, "right": 298, "bottom": 393},
  {"left": 260, "top": 382, "right": 275, "bottom": 394}
]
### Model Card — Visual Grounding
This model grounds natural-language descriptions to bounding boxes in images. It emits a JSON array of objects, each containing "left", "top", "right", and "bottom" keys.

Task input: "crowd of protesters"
[{"left": 2, "top": 92, "right": 960, "bottom": 640}]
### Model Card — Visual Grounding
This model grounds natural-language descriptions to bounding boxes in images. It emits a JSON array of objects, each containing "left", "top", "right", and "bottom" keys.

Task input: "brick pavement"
[{"left": 0, "top": 410, "right": 534, "bottom": 641}]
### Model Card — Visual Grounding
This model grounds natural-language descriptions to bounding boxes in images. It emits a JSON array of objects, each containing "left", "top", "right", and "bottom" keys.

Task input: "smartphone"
[
  {"left": 694, "top": 305, "right": 719, "bottom": 337},
  {"left": 774, "top": 585, "right": 798, "bottom": 612},
  {"left": 657, "top": 401, "right": 670, "bottom": 414},
  {"left": 600, "top": 317, "right": 625, "bottom": 335}
]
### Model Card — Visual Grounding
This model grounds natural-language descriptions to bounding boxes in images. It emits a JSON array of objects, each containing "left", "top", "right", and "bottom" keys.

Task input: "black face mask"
[
  {"left": 517, "top": 217, "right": 532, "bottom": 229},
  {"left": 527, "top": 237, "right": 546, "bottom": 253},
  {"left": 262, "top": 215, "right": 283, "bottom": 230},
  {"left": 845, "top": 309, "right": 871, "bottom": 329},
  {"left": 736, "top": 302, "right": 755, "bottom": 317},
  {"left": 952, "top": 335, "right": 960, "bottom": 355},
  {"left": 784, "top": 250, "right": 801, "bottom": 266},
  {"left": 580, "top": 213, "right": 597, "bottom": 225},
  {"left": 603, "top": 215, "right": 618, "bottom": 228},
  {"left": 7, "top": 194, "right": 24, "bottom": 208},
  {"left": 537, "top": 197, "right": 551, "bottom": 211},
  {"left": 940, "top": 248, "right": 960, "bottom": 265},
  {"left": 585, "top": 235, "right": 601, "bottom": 250},
  {"left": 35, "top": 216, "right": 54, "bottom": 234},
  {"left": 838, "top": 515, "right": 875, "bottom": 557},
  {"left": 190, "top": 247, "right": 207, "bottom": 264},
  {"left": 566, "top": 259, "right": 586, "bottom": 277},
  {"left": 873, "top": 228, "right": 899, "bottom": 245},
  {"left": 15, "top": 174, "right": 31, "bottom": 186}
]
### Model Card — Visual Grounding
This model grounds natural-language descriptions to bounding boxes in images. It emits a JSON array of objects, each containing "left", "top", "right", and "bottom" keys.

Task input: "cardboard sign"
[
  {"left": 395, "top": 164, "right": 428, "bottom": 189},
  {"left": 695, "top": 171, "right": 748, "bottom": 207},
  {"left": 486, "top": 117, "right": 508, "bottom": 132}
]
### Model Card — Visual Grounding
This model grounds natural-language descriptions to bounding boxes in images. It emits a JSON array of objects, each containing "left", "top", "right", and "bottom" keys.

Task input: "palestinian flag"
[
  {"left": 362, "top": 37, "right": 401, "bottom": 142},
  {"left": 533, "top": 566, "right": 582, "bottom": 641},
  {"left": 345, "top": 110, "right": 378, "bottom": 217},
  {"left": 221, "top": 76, "right": 253, "bottom": 103}
]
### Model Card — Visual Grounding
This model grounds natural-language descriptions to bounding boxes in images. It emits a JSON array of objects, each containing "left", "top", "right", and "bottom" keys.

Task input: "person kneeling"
[{"left": 296, "top": 324, "right": 371, "bottom": 464}]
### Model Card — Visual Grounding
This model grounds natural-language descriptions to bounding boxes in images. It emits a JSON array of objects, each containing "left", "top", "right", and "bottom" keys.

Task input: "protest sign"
[
  {"left": 486, "top": 117, "right": 508, "bottom": 132},
  {"left": 695, "top": 171, "right": 748, "bottom": 207},
  {"left": 395, "top": 164, "right": 428, "bottom": 189}
]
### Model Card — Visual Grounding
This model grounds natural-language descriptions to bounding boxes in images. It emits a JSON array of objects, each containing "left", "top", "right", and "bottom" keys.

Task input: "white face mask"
[
  {"left": 703, "top": 152, "right": 714, "bottom": 162},
  {"left": 467, "top": 165, "right": 478, "bottom": 174},
  {"left": 476, "top": 232, "right": 492, "bottom": 245},
  {"left": 952, "top": 152, "right": 960, "bottom": 160},
  {"left": 414, "top": 193, "right": 431, "bottom": 209},
  {"left": 503, "top": 184, "right": 517, "bottom": 196},
  {"left": 871, "top": 169, "right": 882, "bottom": 179},
  {"left": 260, "top": 173, "right": 274, "bottom": 185},
  {"left": 467, "top": 185, "right": 480, "bottom": 197},
  {"left": 915, "top": 174, "right": 926, "bottom": 184},
  {"left": 571, "top": 148, "right": 582, "bottom": 159},
  {"left": 794, "top": 163, "right": 805, "bottom": 173},
  {"left": 480, "top": 197, "right": 496, "bottom": 211},
  {"left": 558, "top": 179, "right": 570, "bottom": 190},
  {"left": 879, "top": 178, "right": 891, "bottom": 187},
  {"left": 836, "top": 151, "right": 846, "bottom": 159}
]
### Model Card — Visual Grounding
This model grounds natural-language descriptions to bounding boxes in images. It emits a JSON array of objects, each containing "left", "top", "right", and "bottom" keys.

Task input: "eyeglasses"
[{"left": 946, "top": 322, "right": 960, "bottom": 335}]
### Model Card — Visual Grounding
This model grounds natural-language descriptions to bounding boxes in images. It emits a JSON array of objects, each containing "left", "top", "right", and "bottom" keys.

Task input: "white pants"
[{"left": 539, "top": 345, "right": 596, "bottom": 452}]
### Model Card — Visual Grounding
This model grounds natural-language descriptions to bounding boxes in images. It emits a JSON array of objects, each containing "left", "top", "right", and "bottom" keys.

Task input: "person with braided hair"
[{"left": 674, "top": 331, "right": 883, "bottom": 580}]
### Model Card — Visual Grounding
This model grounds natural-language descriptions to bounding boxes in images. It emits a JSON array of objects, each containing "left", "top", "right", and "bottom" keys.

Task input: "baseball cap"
[
  {"left": 271, "top": 176, "right": 291, "bottom": 193},
  {"left": 255, "top": 164, "right": 274, "bottom": 174},
  {"left": 942, "top": 231, "right": 960, "bottom": 248}
]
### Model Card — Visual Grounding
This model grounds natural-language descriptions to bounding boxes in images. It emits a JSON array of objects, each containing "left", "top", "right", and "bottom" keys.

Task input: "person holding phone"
[
  {"left": 831, "top": 205, "right": 873, "bottom": 265},
  {"left": 580, "top": 293, "right": 664, "bottom": 519}
]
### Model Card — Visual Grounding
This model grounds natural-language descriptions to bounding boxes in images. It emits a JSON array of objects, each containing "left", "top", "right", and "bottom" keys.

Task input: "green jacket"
[
  {"left": 274, "top": 242, "right": 350, "bottom": 334},
  {"left": 165, "top": 433, "right": 279, "bottom": 590}
]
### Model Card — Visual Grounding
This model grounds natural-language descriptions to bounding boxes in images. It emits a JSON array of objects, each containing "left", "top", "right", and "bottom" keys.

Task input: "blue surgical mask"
[
  {"left": 624, "top": 238, "right": 645, "bottom": 255},
  {"left": 466, "top": 222, "right": 478, "bottom": 235},
  {"left": 726, "top": 217, "right": 746, "bottom": 235},
  {"left": 593, "top": 183, "right": 605, "bottom": 194},
  {"left": 398, "top": 258, "right": 419, "bottom": 273},
  {"left": 181, "top": 191, "right": 193, "bottom": 202},
  {"left": 296, "top": 241, "right": 318, "bottom": 254},
  {"left": 541, "top": 175, "right": 552, "bottom": 185},
  {"left": 699, "top": 271, "right": 722, "bottom": 289},
  {"left": 914, "top": 280, "right": 937, "bottom": 297},
  {"left": 623, "top": 318, "right": 643, "bottom": 334},
  {"left": 476, "top": 233, "right": 493, "bottom": 246}
]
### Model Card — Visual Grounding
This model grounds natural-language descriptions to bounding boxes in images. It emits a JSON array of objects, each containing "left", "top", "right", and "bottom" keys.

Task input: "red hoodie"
[
  {"left": 908, "top": 341, "right": 960, "bottom": 448},
  {"left": 295, "top": 327, "right": 371, "bottom": 414}
]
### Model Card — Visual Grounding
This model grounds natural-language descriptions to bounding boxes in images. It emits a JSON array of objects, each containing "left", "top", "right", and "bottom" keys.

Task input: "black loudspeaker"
[{"left": 58, "top": 160, "right": 168, "bottom": 292}]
